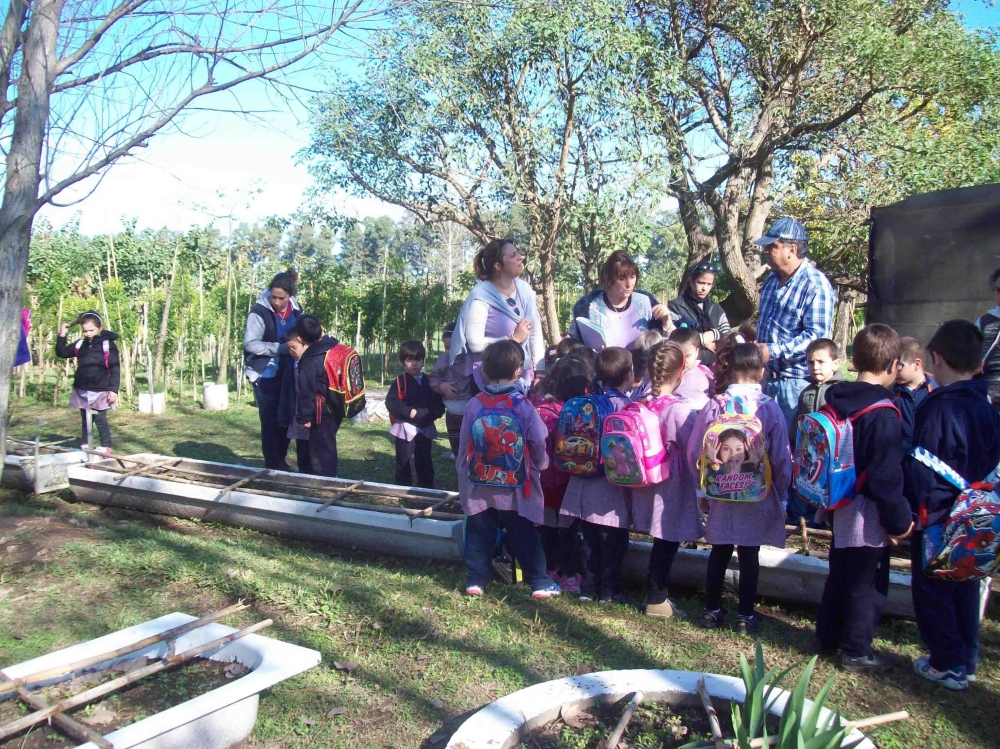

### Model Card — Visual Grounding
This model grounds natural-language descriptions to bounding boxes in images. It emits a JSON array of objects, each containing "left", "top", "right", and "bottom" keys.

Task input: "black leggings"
[
  {"left": 647, "top": 539, "right": 680, "bottom": 605},
  {"left": 705, "top": 544, "right": 760, "bottom": 616},
  {"left": 80, "top": 409, "right": 112, "bottom": 448}
]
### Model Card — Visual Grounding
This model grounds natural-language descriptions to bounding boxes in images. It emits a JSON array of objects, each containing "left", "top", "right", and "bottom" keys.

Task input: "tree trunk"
[
  {"left": 153, "top": 243, "right": 179, "bottom": 391},
  {"left": 711, "top": 171, "right": 760, "bottom": 322},
  {"left": 0, "top": 0, "right": 63, "bottom": 476},
  {"left": 537, "top": 235, "right": 560, "bottom": 345},
  {"left": 833, "top": 288, "right": 859, "bottom": 356},
  {"left": 217, "top": 252, "right": 232, "bottom": 385}
]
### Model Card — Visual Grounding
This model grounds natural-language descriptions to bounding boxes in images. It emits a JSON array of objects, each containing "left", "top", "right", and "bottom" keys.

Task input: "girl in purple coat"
[
  {"left": 457, "top": 340, "right": 561, "bottom": 600},
  {"left": 631, "top": 342, "right": 702, "bottom": 619},
  {"left": 559, "top": 347, "right": 634, "bottom": 603},
  {"left": 687, "top": 343, "right": 791, "bottom": 634}
]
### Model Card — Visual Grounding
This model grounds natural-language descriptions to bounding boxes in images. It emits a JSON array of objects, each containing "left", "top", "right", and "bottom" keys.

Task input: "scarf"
[
  {"left": 450, "top": 278, "right": 538, "bottom": 366},
  {"left": 683, "top": 288, "right": 714, "bottom": 333}
]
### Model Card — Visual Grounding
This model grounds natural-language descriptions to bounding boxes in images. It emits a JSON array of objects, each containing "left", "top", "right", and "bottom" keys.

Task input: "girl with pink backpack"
[{"left": 629, "top": 342, "right": 703, "bottom": 620}]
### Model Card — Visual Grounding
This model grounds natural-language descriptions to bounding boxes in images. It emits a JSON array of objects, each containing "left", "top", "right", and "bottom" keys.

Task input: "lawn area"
[{"left": 2, "top": 396, "right": 1000, "bottom": 748}]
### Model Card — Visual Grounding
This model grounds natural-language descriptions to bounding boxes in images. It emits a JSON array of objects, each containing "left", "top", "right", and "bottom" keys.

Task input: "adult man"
[{"left": 754, "top": 217, "right": 836, "bottom": 522}]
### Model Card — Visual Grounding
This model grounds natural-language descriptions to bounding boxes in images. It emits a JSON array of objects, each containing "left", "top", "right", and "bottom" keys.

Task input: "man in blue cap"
[{"left": 754, "top": 216, "right": 836, "bottom": 523}]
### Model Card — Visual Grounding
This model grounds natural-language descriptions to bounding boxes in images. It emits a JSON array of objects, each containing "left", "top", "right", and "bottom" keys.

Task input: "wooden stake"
[
  {"left": 116, "top": 457, "right": 182, "bottom": 481},
  {"left": 0, "top": 602, "right": 249, "bottom": 697},
  {"left": 800, "top": 517, "right": 809, "bottom": 556},
  {"left": 0, "top": 677, "right": 114, "bottom": 749},
  {"left": 0, "top": 620, "right": 272, "bottom": 741},
  {"left": 697, "top": 678, "right": 726, "bottom": 749},
  {"left": 602, "top": 691, "right": 643, "bottom": 749},
  {"left": 215, "top": 468, "right": 270, "bottom": 499},
  {"left": 32, "top": 420, "right": 41, "bottom": 496},
  {"left": 316, "top": 480, "right": 364, "bottom": 513}
]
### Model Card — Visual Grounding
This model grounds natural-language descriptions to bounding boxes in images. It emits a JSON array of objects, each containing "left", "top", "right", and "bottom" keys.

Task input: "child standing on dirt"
[
  {"left": 288, "top": 315, "right": 343, "bottom": 478},
  {"left": 56, "top": 311, "right": 121, "bottom": 453},
  {"left": 457, "top": 339, "right": 561, "bottom": 599},
  {"left": 631, "top": 342, "right": 701, "bottom": 620},
  {"left": 689, "top": 343, "right": 791, "bottom": 634},
  {"left": 814, "top": 324, "right": 914, "bottom": 672},
  {"left": 386, "top": 340, "right": 445, "bottom": 489},
  {"left": 430, "top": 323, "right": 472, "bottom": 459}
]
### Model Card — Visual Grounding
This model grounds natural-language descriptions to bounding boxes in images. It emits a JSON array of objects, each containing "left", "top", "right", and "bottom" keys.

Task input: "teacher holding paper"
[
  {"left": 568, "top": 251, "right": 673, "bottom": 350},
  {"left": 450, "top": 238, "right": 545, "bottom": 392}
]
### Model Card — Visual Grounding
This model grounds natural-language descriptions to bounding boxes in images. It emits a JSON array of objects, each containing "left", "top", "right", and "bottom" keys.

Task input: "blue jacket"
[
  {"left": 904, "top": 379, "right": 1000, "bottom": 527},
  {"left": 892, "top": 375, "right": 937, "bottom": 453}
]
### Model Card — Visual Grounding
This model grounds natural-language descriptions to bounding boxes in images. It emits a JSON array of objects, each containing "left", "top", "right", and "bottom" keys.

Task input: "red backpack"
[{"left": 319, "top": 344, "right": 366, "bottom": 422}]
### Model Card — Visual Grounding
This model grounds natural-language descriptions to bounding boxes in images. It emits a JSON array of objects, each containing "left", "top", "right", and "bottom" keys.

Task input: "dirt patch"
[{"left": 0, "top": 512, "right": 100, "bottom": 567}]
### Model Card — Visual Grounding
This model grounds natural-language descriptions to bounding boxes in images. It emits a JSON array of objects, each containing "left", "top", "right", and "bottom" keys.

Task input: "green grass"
[{"left": 2, "top": 396, "right": 999, "bottom": 748}]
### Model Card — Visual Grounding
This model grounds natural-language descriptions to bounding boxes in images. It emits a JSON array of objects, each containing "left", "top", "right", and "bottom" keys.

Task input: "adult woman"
[
  {"left": 243, "top": 270, "right": 303, "bottom": 470},
  {"left": 451, "top": 239, "right": 545, "bottom": 391},
  {"left": 668, "top": 261, "right": 731, "bottom": 365},
  {"left": 569, "top": 251, "right": 672, "bottom": 350},
  {"left": 977, "top": 267, "right": 1000, "bottom": 409}
]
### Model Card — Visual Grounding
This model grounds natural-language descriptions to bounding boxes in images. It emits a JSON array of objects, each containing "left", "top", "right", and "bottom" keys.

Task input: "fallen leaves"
[
  {"left": 81, "top": 704, "right": 117, "bottom": 726},
  {"left": 560, "top": 703, "right": 595, "bottom": 730},
  {"left": 110, "top": 656, "right": 149, "bottom": 674},
  {"left": 333, "top": 660, "right": 358, "bottom": 672},
  {"left": 327, "top": 706, "right": 347, "bottom": 718},
  {"left": 429, "top": 699, "right": 445, "bottom": 709},
  {"left": 224, "top": 661, "right": 249, "bottom": 678}
]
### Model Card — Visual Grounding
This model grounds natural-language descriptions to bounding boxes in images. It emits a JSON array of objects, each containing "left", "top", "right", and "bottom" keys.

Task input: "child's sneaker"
[
  {"left": 532, "top": 584, "right": 562, "bottom": 600},
  {"left": 735, "top": 615, "right": 759, "bottom": 635},
  {"left": 598, "top": 594, "right": 627, "bottom": 605},
  {"left": 465, "top": 585, "right": 484, "bottom": 597},
  {"left": 578, "top": 594, "right": 596, "bottom": 603},
  {"left": 840, "top": 652, "right": 896, "bottom": 673},
  {"left": 913, "top": 655, "right": 968, "bottom": 690},
  {"left": 697, "top": 609, "right": 724, "bottom": 629},
  {"left": 548, "top": 570, "right": 564, "bottom": 588},
  {"left": 561, "top": 574, "right": 582, "bottom": 594},
  {"left": 645, "top": 599, "right": 687, "bottom": 619}
]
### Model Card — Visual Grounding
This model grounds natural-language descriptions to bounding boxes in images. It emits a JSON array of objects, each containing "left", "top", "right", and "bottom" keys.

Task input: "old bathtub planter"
[
  {"left": 445, "top": 669, "right": 874, "bottom": 749},
  {"left": 3, "top": 444, "right": 87, "bottom": 494},
  {"left": 66, "top": 454, "right": 465, "bottom": 563},
  {"left": 0, "top": 612, "right": 321, "bottom": 749}
]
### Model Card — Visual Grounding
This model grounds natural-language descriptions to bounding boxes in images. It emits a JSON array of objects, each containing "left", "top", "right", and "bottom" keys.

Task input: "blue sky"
[{"left": 38, "top": 1, "right": 999, "bottom": 238}]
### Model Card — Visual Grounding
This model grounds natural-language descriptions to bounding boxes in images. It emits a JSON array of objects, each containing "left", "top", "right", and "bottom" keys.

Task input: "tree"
[{"left": 0, "top": 1, "right": 404, "bottom": 466}]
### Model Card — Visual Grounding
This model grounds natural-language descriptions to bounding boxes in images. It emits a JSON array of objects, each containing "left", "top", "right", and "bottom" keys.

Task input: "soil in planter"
[
  {"left": 519, "top": 697, "right": 756, "bottom": 749},
  {"left": 0, "top": 656, "right": 240, "bottom": 748}
]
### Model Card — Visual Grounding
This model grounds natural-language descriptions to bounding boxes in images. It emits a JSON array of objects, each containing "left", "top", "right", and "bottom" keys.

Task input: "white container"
[
  {"left": 202, "top": 383, "right": 229, "bottom": 411},
  {"left": 138, "top": 392, "right": 166, "bottom": 415},
  {"left": 2, "top": 449, "right": 87, "bottom": 493},
  {"left": 447, "top": 669, "right": 874, "bottom": 749},
  {"left": 0, "top": 612, "right": 321, "bottom": 749}
]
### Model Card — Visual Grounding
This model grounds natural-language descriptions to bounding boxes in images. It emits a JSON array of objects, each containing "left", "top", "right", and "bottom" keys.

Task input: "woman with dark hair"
[
  {"left": 977, "top": 267, "right": 1000, "bottom": 409},
  {"left": 450, "top": 238, "right": 545, "bottom": 391},
  {"left": 243, "top": 269, "right": 303, "bottom": 470},
  {"left": 668, "top": 261, "right": 731, "bottom": 365},
  {"left": 569, "top": 251, "right": 673, "bottom": 350}
]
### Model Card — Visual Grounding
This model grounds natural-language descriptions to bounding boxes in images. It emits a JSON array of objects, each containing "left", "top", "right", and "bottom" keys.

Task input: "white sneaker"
[{"left": 913, "top": 655, "right": 968, "bottom": 690}]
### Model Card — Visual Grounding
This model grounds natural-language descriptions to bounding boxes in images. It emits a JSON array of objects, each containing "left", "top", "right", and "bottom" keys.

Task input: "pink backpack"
[{"left": 600, "top": 400, "right": 671, "bottom": 488}]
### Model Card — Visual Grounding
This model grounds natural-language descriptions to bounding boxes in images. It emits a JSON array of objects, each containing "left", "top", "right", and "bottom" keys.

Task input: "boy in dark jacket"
[
  {"left": 386, "top": 340, "right": 445, "bottom": 488},
  {"left": 815, "top": 324, "right": 913, "bottom": 673},
  {"left": 287, "top": 315, "right": 343, "bottom": 478},
  {"left": 904, "top": 320, "right": 1000, "bottom": 690},
  {"left": 893, "top": 336, "right": 937, "bottom": 453},
  {"left": 795, "top": 338, "right": 843, "bottom": 420}
]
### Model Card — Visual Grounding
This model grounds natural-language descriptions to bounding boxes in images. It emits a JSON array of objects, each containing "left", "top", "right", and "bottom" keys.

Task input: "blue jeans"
[
  {"left": 464, "top": 509, "right": 552, "bottom": 591},
  {"left": 765, "top": 377, "right": 814, "bottom": 524}
]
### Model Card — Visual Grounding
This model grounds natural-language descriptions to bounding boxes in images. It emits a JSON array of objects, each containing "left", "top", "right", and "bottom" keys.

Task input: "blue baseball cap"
[{"left": 753, "top": 216, "right": 808, "bottom": 246}]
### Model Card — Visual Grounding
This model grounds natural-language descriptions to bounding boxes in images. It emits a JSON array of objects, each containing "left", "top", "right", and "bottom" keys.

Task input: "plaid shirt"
[{"left": 757, "top": 260, "right": 836, "bottom": 379}]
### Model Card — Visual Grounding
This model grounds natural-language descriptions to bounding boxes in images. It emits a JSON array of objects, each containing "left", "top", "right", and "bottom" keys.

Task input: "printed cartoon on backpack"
[
  {"left": 554, "top": 395, "right": 613, "bottom": 476},
  {"left": 699, "top": 395, "right": 771, "bottom": 502},
  {"left": 601, "top": 400, "right": 670, "bottom": 488},
  {"left": 324, "top": 343, "right": 367, "bottom": 419},
  {"left": 467, "top": 393, "right": 528, "bottom": 489}
]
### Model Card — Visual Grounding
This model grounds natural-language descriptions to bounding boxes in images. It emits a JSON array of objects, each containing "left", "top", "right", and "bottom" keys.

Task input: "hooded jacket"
[
  {"left": 978, "top": 307, "right": 1000, "bottom": 408},
  {"left": 668, "top": 290, "right": 731, "bottom": 365},
  {"left": 243, "top": 289, "right": 302, "bottom": 381},
  {"left": 892, "top": 375, "right": 937, "bottom": 453},
  {"left": 56, "top": 330, "right": 121, "bottom": 393},
  {"left": 294, "top": 336, "right": 341, "bottom": 425},
  {"left": 904, "top": 378, "right": 1000, "bottom": 528},
  {"left": 386, "top": 371, "right": 445, "bottom": 430},
  {"left": 824, "top": 381, "right": 911, "bottom": 536}
]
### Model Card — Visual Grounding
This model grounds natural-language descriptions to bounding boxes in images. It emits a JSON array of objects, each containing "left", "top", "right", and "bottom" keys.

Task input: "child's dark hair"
[
  {"left": 927, "top": 320, "right": 984, "bottom": 374},
  {"left": 738, "top": 319, "right": 757, "bottom": 342},
  {"left": 899, "top": 336, "right": 923, "bottom": 364},
  {"left": 546, "top": 356, "right": 591, "bottom": 402},
  {"left": 668, "top": 326, "right": 700, "bottom": 348},
  {"left": 557, "top": 337, "right": 588, "bottom": 358},
  {"left": 713, "top": 332, "right": 742, "bottom": 390},
  {"left": 650, "top": 342, "right": 685, "bottom": 393},
  {"left": 77, "top": 310, "right": 103, "bottom": 328},
  {"left": 631, "top": 347, "right": 650, "bottom": 382},
  {"left": 543, "top": 344, "right": 560, "bottom": 371},
  {"left": 399, "top": 339, "right": 426, "bottom": 363},
  {"left": 481, "top": 339, "right": 523, "bottom": 381},
  {"left": 566, "top": 345, "right": 596, "bottom": 370},
  {"left": 442, "top": 321, "right": 456, "bottom": 338},
  {"left": 287, "top": 314, "right": 322, "bottom": 344},
  {"left": 806, "top": 338, "right": 839, "bottom": 360},
  {"left": 595, "top": 346, "right": 633, "bottom": 390},
  {"left": 852, "top": 324, "right": 900, "bottom": 374},
  {"left": 269, "top": 269, "right": 297, "bottom": 297},
  {"left": 729, "top": 343, "right": 765, "bottom": 378}
]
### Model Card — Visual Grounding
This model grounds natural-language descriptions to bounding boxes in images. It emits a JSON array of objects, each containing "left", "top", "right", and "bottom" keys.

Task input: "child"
[
  {"left": 281, "top": 327, "right": 312, "bottom": 474},
  {"left": 56, "top": 311, "right": 121, "bottom": 452},
  {"left": 905, "top": 320, "right": 1000, "bottom": 690},
  {"left": 630, "top": 330, "right": 664, "bottom": 401},
  {"left": 796, "top": 339, "right": 843, "bottom": 420},
  {"left": 537, "top": 357, "right": 591, "bottom": 594},
  {"left": 893, "top": 336, "right": 937, "bottom": 452},
  {"left": 671, "top": 327, "right": 714, "bottom": 409},
  {"left": 814, "top": 324, "right": 914, "bottom": 671},
  {"left": 387, "top": 340, "right": 445, "bottom": 489},
  {"left": 631, "top": 342, "right": 702, "bottom": 619},
  {"left": 289, "top": 315, "right": 343, "bottom": 477},
  {"left": 559, "top": 346, "right": 634, "bottom": 603},
  {"left": 430, "top": 323, "right": 472, "bottom": 458},
  {"left": 688, "top": 343, "right": 791, "bottom": 634},
  {"left": 457, "top": 339, "right": 561, "bottom": 599}
]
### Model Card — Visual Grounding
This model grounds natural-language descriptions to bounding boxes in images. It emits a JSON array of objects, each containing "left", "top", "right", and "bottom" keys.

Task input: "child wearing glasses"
[{"left": 386, "top": 339, "right": 446, "bottom": 488}]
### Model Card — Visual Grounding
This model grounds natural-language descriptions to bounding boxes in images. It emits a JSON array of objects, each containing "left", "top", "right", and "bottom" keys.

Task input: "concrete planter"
[
  {"left": 446, "top": 669, "right": 874, "bottom": 749},
  {"left": 137, "top": 393, "right": 166, "bottom": 415},
  {"left": 66, "top": 454, "right": 465, "bottom": 562},
  {"left": 3, "top": 448, "right": 87, "bottom": 494},
  {"left": 0, "top": 612, "right": 321, "bottom": 749},
  {"left": 201, "top": 383, "right": 229, "bottom": 412}
]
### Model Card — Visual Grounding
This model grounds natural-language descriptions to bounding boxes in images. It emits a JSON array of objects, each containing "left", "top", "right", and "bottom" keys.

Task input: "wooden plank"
[
  {"left": 0, "top": 677, "right": 114, "bottom": 749},
  {"left": 214, "top": 468, "right": 270, "bottom": 498},
  {"left": 316, "top": 481, "right": 364, "bottom": 513}
]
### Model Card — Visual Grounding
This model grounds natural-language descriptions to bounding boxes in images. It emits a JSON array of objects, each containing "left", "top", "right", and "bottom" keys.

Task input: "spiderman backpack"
[{"left": 466, "top": 392, "right": 528, "bottom": 491}]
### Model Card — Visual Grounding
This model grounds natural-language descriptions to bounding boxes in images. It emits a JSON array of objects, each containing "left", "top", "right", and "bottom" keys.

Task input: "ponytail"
[
  {"left": 473, "top": 239, "right": 515, "bottom": 281},
  {"left": 269, "top": 268, "right": 297, "bottom": 296}
]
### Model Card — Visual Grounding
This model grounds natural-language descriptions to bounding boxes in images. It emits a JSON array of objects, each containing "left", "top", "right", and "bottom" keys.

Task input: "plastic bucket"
[{"left": 202, "top": 383, "right": 230, "bottom": 411}]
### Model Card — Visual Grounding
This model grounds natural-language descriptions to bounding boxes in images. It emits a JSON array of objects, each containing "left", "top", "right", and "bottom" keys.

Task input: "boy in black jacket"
[
  {"left": 386, "top": 340, "right": 445, "bottom": 488},
  {"left": 287, "top": 315, "right": 343, "bottom": 478},
  {"left": 904, "top": 320, "right": 1000, "bottom": 690},
  {"left": 893, "top": 336, "right": 937, "bottom": 453},
  {"left": 815, "top": 324, "right": 913, "bottom": 673}
]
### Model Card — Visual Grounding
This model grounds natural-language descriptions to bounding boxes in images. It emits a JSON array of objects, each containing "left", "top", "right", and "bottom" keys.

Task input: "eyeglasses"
[
  {"left": 694, "top": 262, "right": 718, "bottom": 274},
  {"left": 505, "top": 297, "right": 520, "bottom": 317}
]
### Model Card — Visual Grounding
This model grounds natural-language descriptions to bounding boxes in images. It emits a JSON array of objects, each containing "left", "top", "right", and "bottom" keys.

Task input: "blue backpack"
[
  {"left": 793, "top": 399, "right": 898, "bottom": 510},
  {"left": 554, "top": 394, "right": 615, "bottom": 477},
  {"left": 466, "top": 392, "right": 529, "bottom": 492}
]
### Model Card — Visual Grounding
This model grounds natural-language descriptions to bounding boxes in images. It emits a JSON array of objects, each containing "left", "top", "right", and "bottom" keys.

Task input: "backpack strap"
[
  {"left": 910, "top": 447, "right": 969, "bottom": 492},
  {"left": 850, "top": 398, "right": 899, "bottom": 422},
  {"left": 74, "top": 338, "right": 111, "bottom": 371}
]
